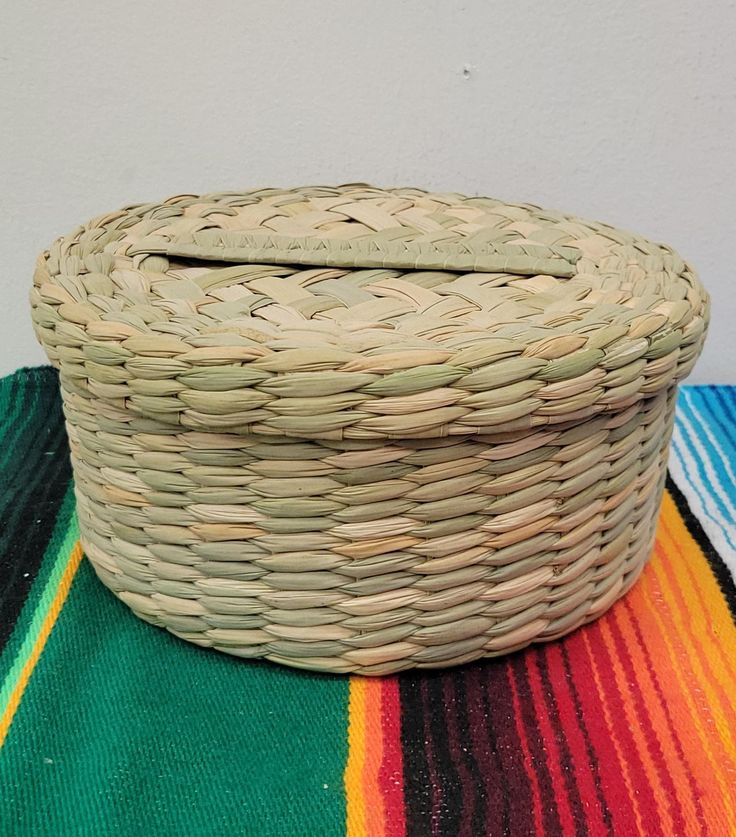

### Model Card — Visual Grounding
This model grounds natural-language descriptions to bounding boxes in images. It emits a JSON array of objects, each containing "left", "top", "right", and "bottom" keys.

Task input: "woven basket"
[{"left": 31, "top": 185, "right": 709, "bottom": 675}]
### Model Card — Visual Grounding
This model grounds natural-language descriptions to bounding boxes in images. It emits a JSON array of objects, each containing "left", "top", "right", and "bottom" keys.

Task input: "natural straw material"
[{"left": 30, "top": 185, "right": 709, "bottom": 674}]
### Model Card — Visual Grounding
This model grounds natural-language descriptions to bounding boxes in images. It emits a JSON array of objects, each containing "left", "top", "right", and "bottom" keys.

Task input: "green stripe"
[
  {"left": 0, "top": 560, "right": 350, "bottom": 837},
  {"left": 0, "top": 373, "right": 37, "bottom": 481},
  {"left": 0, "top": 375, "right": 24, "bottom": 444},
  {"left": 0, "top": 493, "right": 79, "bottom": 712},
  {"left": 0, "top": 419, "right": 69, "bottom": 573},
  {"left": 0, "top": 373, "right": 68, "bottom": 552}
]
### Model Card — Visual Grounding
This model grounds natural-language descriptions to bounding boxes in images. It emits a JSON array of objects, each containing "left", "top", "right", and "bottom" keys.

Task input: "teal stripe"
[
  {"left": 0, "top": 368, "right": 350, "bottom": 837},
  {"left": 0, "top": 562, "right": 350, "bottom": 837}
]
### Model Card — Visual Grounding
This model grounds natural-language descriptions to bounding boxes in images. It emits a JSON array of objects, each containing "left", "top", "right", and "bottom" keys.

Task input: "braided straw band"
[
  {"left": 30, "top": 186, "right": 708, "bottom": 673},
  {"left": 131, "top": 230, "right": 582, "bottom": 277}
]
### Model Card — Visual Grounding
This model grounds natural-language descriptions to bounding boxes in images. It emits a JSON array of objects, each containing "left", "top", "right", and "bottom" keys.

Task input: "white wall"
[{"left": 2, "top": 0, "right": 733, "bottom": 381}]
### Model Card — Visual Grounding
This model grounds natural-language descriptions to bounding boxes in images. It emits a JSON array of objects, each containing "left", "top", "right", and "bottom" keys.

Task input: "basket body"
[
  {"left": 31, "top": 186, "right": 709, "bottom": 674},
  {"left": 63, "top": 381, "right": 676, "bottom": 674}
]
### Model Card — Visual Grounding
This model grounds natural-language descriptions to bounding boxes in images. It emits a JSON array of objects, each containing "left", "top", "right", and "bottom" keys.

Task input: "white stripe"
[
  {"left": 669, "top": 424, "right": 729, "bottom": 533},
  {"left": 669, "top": 425, "right": 736, "bottom": 576},
  {"left": 682, "top": 390, "right": 736, "bottom": 498},
  {"left": 675, "top": 405, "right": 736, "bottom": 521}
]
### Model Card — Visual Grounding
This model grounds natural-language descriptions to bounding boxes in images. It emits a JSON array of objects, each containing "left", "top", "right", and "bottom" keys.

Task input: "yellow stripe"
[
  {"left": 635, "top": 511, "right": 736, "bottom": 832},
  {"left": 0, "top": 542, "right": 83, "bottom": 747},
  {"left": 345, "top": 677, "right": 369, "bottom": 837},
  {"left": 639, "top": 568, "right": 736, "bottom": 830},
  {"left": 657, "top": 502, "right": 736, "bottom": 755}
]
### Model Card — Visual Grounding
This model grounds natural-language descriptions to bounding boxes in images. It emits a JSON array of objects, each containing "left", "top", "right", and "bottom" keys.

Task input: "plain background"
[{"left": 1, "top": 0, "right": 733, "bottom": 381}]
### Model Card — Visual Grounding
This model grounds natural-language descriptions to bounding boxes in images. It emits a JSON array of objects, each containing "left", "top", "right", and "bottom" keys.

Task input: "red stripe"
[
  {"left": 542, "top": 643, "right": 613, "bottom": 835},
  {"left": 524, "top": 650, "right": 579, "bottom": 834},
  {"left": 583, "top": 619, "right": 667, "bottom": 834},
  {"left": 607, "top": 605, "right": 687, "bottom": 834},
  {"left": 562, "top": 628, "right": 643, "bottom": 832},
  {"left": 379, "top": 678, "right": 407, "bottom": 837}
]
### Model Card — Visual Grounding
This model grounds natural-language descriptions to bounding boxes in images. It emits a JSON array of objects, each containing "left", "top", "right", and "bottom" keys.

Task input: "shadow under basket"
[{"left": 30, "top": 185, "right": 709, "bottom": 674}]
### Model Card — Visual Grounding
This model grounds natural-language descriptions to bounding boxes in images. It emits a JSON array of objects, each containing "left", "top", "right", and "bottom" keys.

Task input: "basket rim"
[{"left": 31, "top": 185, "right": 709, "bottom": 440}]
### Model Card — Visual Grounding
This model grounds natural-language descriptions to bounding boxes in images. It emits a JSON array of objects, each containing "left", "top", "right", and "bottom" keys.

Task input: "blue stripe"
[
  {"left": 672, "top": 387, "right": 736, "bottom": 552},
  {"left": 710, "top": 385, "right": 736, "bottom": 428},
  {"left": 699, "top": 389, "right": 736, "bottom": 470},
  {"left": 677, "top": 391, "right": 736, "bottom": 521},
  {"left": 668, "top": 436, "right": 736, "bottom": 553},
  {"left": 682, "top": 389, "right": 736, "bottom": 502}
]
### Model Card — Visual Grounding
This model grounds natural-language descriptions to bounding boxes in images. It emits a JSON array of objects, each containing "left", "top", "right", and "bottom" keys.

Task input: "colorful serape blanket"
[{"left": 1, "top": 367, "right": 735, "bottom": 836}]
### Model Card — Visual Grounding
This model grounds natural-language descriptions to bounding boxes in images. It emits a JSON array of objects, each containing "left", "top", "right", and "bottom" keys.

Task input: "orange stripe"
[
  {"left": 346, "top": 677, "right": 388, "bottom": 837},
  {"left": 631, "top": 501, "right": 736, "bottom": 831},
  {"left": 635, "top": 570, "right": 732, "bottom": 821},
  {"left": 346, "top": 677, "right": 369, "bottom": 837},
  {"left": 658, "top": 505, "right": 736, "bottom": 746},
  {"left": 614, "top": 601, "right": 704, "bottom": 831},
  {"left": 653, "top": 515, "right": 736, "bottom": 758},
  {"left": 362, "top": 679, "right": 386, "bottom": 835},
  {"left": 0, "top": 542, "right": 83, "bottom": 746}
]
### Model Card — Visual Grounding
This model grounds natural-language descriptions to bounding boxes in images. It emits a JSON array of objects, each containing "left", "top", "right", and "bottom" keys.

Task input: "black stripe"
[
  {"left": 0, "top": 418, "right": 72, "bottom": 639},
  {"left": 0, "top": 373, "right": 34, "bottom": 502},
  {"left": 438, "top": 672, "right": 482, "bottom": 837},
  {"left": 665, "top": 474, "right": 736, "bottom": 623},
  {"left": 401, "top": 663, "right": 522, "bottom": 837},
  {"left": 0, "top": 369, "right": 72, "bottom": 650},
  {"left": 456, "top": 667, "right": 510, "bottom": 837},
  {"left": 423, "top": 673, "right": 463, "bottom": 836},
  {"left": 477, "top": 662, "right": 524, "bottom": 836},
  {"left": 401, "top": 655, "right": 569, "bottom": 837},
  {"left": 399, "top": 674, "right": 434, "bottom": 837},
  {"left": 507, "top": 654, "right": 564, "bottom": 837}
]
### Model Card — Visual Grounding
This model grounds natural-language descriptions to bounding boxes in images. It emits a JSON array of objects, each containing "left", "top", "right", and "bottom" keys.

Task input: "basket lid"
[
  {"left": 129, "top": 193, "right": 583, "bottom": 279},
  {"left": 32, "top": 185, "right": 708, "bottom": 439}
]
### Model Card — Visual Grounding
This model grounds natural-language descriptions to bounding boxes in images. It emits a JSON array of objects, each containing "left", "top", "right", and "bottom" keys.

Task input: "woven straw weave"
[{"left": 30, "top": 185, "right": 709, "bottom": 674}]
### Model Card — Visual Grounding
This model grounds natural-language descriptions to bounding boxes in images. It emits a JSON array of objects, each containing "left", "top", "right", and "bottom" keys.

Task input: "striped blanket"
[{"left": 1, "top": 367, "right": 734, "bottom": 836}]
